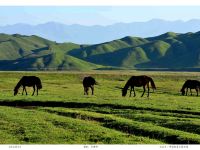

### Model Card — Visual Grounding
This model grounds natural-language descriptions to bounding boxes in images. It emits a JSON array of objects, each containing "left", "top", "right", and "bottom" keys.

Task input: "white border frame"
[{"left": 0, "top": 0, "right": 200, "bottom": 6}]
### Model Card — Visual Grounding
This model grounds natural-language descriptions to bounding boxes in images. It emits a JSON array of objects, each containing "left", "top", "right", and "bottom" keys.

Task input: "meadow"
[{"left": 0, "top": 71, "right": 200, "bottom": 144}]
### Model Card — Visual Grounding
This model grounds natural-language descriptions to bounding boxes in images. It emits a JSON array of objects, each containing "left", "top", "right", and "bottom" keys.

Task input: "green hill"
[
  {"left": 1, "top": 32, "right": 200, "bottom": 70},
  {"left": 0, "top": 34, "right": 102, "bottom": 70},
  {"left": 69, "top": 31, "right": 200, "bottom": 70}
]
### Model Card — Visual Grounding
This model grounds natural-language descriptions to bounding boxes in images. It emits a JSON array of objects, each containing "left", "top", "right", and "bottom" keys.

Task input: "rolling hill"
[
  {"left": 69, "top": 31, "right": 200, "bottom": 70},
  {"left": 0, "top": 33, "right": 102, "bottom": 70},
  {"left": 1, "top": 31, "right": 200, "bottom": 70}
]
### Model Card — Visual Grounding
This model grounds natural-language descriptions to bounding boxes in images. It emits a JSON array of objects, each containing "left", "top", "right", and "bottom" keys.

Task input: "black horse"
[
  {"left": 180, "top": 80, "right": 200, "bottom": 96},
  {"left": 83, "top": 76, "right": 97, "bottom": 95},
  {"left": 122, "top": 75, "right": 156, "bottom": 97},
  {"left": 14, "top": 76, "right": 42, "bottom": 96}
]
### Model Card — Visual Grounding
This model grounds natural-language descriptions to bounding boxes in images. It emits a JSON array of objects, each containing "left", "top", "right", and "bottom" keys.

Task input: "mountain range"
[
  {"left": 1, "top": 19, "right": 200, "bottom": 44},
  {"left": 1, "top": 31, "right": 200, "bottom": 71}
]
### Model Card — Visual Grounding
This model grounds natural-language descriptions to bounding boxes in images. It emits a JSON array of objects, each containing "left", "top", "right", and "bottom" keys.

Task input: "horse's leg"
[
  {"left": 22, "top": 86, "right": 25, "bottom": 95},
  {"left": 147, "top": 84, "right": 150, "bottom": 97},
  {"left": 129, "top": 87, "right": 132, "bottom": 97},
  {"left": 91, "top": 86, "right": 94, "bottom": 95},
  {"left": 196, "top": 88, "right": 198, "bottom": 96},
  {"left": 141, "top": 86, "right": 146, "bottom": 97},
  {"left": 24, "top": 87, "right": 28, "bottom": 95},
  {"left": 186, "top": 88, "right": 188, "bottom": 96},
  {"left": 84, "top": 87, "right": 86, "bottom": 95},
  {"left": 86, "top": 87, "right": 89, "bottom": 95},
  {"left": 199, "top": 88, "right": 200, "bottom": 96},
  {"left": 32, "top": 86, "right": 35, "bottom": 96},
  {"left": 36, "top": 86, "right": 38, "bottom": 95},
  {"left": 133, "top": 87, "right": 136, "bottom": 97},
  {"left": 190, "top": 89, "right": 192, "bottom": 95}
]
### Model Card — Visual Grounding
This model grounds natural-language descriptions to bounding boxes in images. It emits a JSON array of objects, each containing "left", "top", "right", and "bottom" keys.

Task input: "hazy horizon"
[
  {"left": 1, "top": 6, "right": 200, "bottom": 26},
  {"left": 1, "top": 18, "right": 200, "bottom": 27},
  {"left": 2, "top": 6, "right": 200, "bottom": 44}
]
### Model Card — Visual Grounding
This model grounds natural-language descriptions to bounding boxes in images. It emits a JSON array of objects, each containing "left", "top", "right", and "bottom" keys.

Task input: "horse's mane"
[
  {"left": 181, "top": 81, "right": 187, "bottom": 91},
  {"left": 123, "top": 76, "right": 133, "bottom": 91},
  {"left": 181, "top": 80, "right": 194, "bottom": 91}
]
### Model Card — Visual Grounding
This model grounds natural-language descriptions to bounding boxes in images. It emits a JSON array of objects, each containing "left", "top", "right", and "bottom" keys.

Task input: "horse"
[
  {"left": 14, "top": 76, "right": 42, "bottom": 96},
  {"left": 180, "top": 80, "right": 200, "bottom": 96},
  {"left": 122, "top": 75, "right": 156, "bottom": 97},
  {"left": 83, "top": 76, "right": 97, "bottom": 95}
]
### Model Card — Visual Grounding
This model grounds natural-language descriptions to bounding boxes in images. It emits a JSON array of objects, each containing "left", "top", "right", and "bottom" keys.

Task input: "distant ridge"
[{"left": 2, "top": 19, "right": 200, "bottom": 44}]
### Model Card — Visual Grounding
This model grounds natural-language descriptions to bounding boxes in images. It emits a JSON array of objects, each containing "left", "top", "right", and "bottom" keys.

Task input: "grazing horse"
[
  {"left": 122, "top": 75, "right": 156, "bottom": 97},
  {"left": 83, "top": 76, "right": 97, "bottom": 95},
  {"left": 180, "top": 80, "right": 200, "bottom": 96},
  {"left": 14, "top": 76, "right": 42, "bottom": 96}
]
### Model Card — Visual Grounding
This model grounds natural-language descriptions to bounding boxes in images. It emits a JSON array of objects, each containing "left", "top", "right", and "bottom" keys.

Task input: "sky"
[{"left": 1, "top": 6, "right": 200, "bottom": 26}]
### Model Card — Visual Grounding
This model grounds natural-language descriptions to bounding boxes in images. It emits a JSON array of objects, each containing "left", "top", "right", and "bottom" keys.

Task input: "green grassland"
[{"left": 0, "top": 71, "right": 200, "bottom": 144}]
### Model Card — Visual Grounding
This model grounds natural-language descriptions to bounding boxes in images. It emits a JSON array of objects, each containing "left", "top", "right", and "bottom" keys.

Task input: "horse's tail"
[
  {"left": 37, "top": 78, "right": 42, "bottom": 89},
  {"left": 149, "top": 77, "right": 156, "bottom": 90},
  {"left": 94, "top": 80, "right": 98, "bottom": 85},
  {"left": 92, "top": 78, "right": 98, "bottom": 85}
]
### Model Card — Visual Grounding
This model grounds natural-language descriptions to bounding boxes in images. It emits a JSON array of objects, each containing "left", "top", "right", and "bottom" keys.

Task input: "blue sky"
[{"left": 1, "top": 6, "right": 200, "bottom": 26}]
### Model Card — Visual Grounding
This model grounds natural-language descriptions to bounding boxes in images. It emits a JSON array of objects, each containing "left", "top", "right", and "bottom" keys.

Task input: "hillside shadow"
[
  {"left": 31, "top": 46, "right": 49, "bottom": 54},
  {"left": 0, "top": 58, "right": 38, "bottom": 71},
  {"left": 43, "top": 108, "right": 200, "bottom": 144},
  {"left": 136, "top": 68, "right": 200, "bottom": 72},
  {"left": 0, "top": 100, "right": 200, "bottom": 116}
]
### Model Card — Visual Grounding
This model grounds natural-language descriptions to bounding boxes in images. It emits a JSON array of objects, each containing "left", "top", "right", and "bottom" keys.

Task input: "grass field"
[{"left": 0, "top": 71, "right": 200, "bottom": 144}]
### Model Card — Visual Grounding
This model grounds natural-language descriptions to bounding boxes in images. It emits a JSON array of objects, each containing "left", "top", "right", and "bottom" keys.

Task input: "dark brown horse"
[
  {"left": 180, "top": 80, "right": 200, "bottom": 96},
  {"left": 122, "top": 75, "right": 156, "bottom": 97},
  {"left": 14, "top": 76, "right": 42, "bottom": 96},
  {"left": 83, "top": 76, "right": 97, "bottom": 95}
]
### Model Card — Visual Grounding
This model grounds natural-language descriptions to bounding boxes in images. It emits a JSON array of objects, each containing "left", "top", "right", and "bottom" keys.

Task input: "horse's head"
[
  {"left": 122, "top": 88, "right": 127, "bottom": 97},
  {"left": 14, "top": 89, "right": 18, "bottom": 96},
  {"left": 114, "top": 86, "right": 126, "bottom": 97},
  {"left": 180, "top": 88, "right": 185, "bottom": 96}
]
